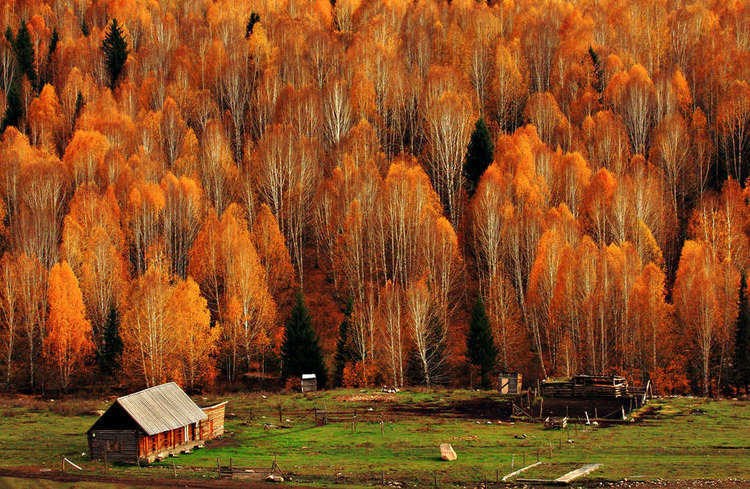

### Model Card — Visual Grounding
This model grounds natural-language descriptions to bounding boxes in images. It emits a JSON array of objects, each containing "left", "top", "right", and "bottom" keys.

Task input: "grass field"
[{"left": 0, "top": 390, "right": 748, "bottom": 488}]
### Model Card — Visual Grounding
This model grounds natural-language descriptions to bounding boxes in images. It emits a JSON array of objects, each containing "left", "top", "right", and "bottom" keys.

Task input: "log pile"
[{"left": 541, "top": 375, "right": 628, "bottom": 399}]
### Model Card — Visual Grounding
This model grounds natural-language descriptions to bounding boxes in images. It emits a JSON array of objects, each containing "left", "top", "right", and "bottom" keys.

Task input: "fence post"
[{"left": 278, "top": 403, "right": 283, "bottom": 424}]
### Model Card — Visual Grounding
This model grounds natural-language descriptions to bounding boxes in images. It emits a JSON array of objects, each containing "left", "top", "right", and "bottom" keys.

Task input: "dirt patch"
[
  {"left": 335, "top": 393, "right": 397, "bottom": 403},
  {"left": 389, "top": 396, "right": 513, "bottom": 419}
]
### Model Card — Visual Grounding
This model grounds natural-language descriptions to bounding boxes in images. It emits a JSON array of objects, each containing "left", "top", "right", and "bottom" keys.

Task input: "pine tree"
[
  {"left": 333, "top": 299, "right": 354, "bottom": 387},
  {"left": 281, "top": 291, "right": 327, "bottom": 388},
  {"left": 466, "top": 296, "right": 497, "bottom": 389},
  {"left": 463, "top": 118, "right": 494, "bottom": 196},
  {"left": 13, "top": 22, "right": 36, "bottom": 90},
  {"left": 98, "top": 306, "right": 123, "bottom": 375},
  {"left": 102, "top": 19, "right": 129, "bottom": 90},
  {"left": 40, "top": 28, "right": 59, "bottom": 87},
  {"left": 735, "top": 274, "right": 750, "bottom": 394},
  {"left": 1, "top": 81, "right": 23, "bottom": 131},
  {"left": 246, "top": 12, "right": 261, "bottom": 38}
]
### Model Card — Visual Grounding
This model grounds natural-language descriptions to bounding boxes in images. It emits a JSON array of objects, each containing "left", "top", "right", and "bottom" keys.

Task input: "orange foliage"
[{"left": 45, "top": 261, "right": 94, "bottom": 391}]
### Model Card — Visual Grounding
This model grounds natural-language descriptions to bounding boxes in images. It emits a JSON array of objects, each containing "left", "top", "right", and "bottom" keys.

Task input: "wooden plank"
[
  {"left": 501, "top": 461, "right": 543, "bottom": 481},
  {"left": 554, "top": 464, "right": 601, "bottom": 483}
]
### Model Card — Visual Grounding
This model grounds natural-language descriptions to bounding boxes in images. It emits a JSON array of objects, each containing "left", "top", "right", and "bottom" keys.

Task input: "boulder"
[{"left": 440, "top": 443, "right": 457, "bottom": 461}]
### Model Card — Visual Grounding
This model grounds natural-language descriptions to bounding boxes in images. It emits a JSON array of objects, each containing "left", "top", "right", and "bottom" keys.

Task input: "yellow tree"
[
  {"left": 674, "top": 241, "right": 722, "bottom": 396},
  {"left": 252, "top": 203, "right": 295, "bottom": 301},
  {"left": 121, "top": 261, "right": 174, "bottom": 387},
  {"left": 169, "top": 277, "right": 219, "bottom": 391},
  {"left": 45, "top": 261, "right": 94, "bottom": 391},
  {"left": 27, "top": 84, "right": 63, "bottom": 153},
  {"left": 0, "top": 254, "right": 19, "bottom": 387}
]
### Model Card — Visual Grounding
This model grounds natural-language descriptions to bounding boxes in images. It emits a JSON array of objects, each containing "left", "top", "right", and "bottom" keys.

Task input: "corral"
[{"left": 529, "top": 375, "right": 652, "bottom": 420}]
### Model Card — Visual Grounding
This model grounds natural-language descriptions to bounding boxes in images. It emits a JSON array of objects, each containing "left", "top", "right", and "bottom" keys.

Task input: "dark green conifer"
[
  {"left": 281, "top": 292, "right": 327, "bottom": 388},
  {"left": 102, "top": 19, "right": 129, "bottom": 90},
  {"left": 463, "top": 118, "right": 494, "bottom": 196},
  {"left": 466, "top": 296, "right": 497, "bottom": 389}
]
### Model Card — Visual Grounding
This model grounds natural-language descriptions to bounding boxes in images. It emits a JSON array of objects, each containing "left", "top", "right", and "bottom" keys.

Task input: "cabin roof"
[{"left": 96, "top": 382, "right": 207, "bottom": 436}]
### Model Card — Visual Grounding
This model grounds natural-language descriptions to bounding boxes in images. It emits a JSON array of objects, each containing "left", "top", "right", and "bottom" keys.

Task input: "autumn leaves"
[{"left": 0, "top": 0, "right": 749, "bottom": 395}]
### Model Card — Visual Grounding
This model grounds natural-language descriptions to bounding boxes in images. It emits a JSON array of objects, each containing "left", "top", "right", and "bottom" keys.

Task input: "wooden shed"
[
  {"left": 87, "top": 382, "right": 227, "bottom": 464},
  {"left": 301, "top": 373, "right": 317, "bottom": 392}
]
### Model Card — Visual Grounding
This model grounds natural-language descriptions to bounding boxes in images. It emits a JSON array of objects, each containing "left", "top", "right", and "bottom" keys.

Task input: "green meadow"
[{"left": 0, "top": 390, "right": 748, "bottom": 487}]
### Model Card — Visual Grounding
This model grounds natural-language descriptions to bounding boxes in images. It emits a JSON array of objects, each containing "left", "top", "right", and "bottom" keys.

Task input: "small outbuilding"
[
  {"left": 87, "top": 382, "right": 227, "bottom": 464},
  {"left": 301, "top": 373, "right": 317, "bottom": 392},
  {"left": 498, "top": 372, "right": 523, "bottom": 394}
]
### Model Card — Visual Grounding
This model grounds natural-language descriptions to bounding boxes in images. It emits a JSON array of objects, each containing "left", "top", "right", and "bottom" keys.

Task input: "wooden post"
[
  {"left": 381, "top": 470, "right": 385, "bottom": 486},
  {"left": 380, "top": 419, "right": 384, "bottom": 437},
  {"left": 433, "top": 471, "right": 438, "bottom": 488},
  {"left": 496, "top": 468, "right": 500, "bottom": 483},
  {"left": 216, "top": 457, "right": 220, "bottom": 479},
  {"left": 172, "top": 459, "right": 177, "bottom": 478},
  {"left": 539, "top": 397, "right": 544, "bottom": 419},
  {"left": 278, "top": 404, "right": 283, "bottom": 424},
  {"left": 61, "top": 456, "right": 65, "bottom": 473}
]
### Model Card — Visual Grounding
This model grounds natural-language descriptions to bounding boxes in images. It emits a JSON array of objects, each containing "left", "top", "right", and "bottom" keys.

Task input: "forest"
[{"left": 0, "top": 0, "right": 748, "bottom": 396}]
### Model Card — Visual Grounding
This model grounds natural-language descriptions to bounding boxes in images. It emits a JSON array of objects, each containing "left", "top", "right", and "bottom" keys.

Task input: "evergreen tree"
[
  {"left": 40, "top": 28, "right": 59, "bottom": 87},
  {"left": 13, "top": 22, "right": 36, "bottom": 89},
  {"left": 281, "top": 291, "right": 327, "bottom": 388},
  {"left": 246, "top": 12, "right": 261, "bottom": 38},
  {"left": 98, "top": 307, "right": 123, "bottom": 375},
  {"left": 589, "top": 46, "right": 604, "bottom": 93},
  {"left": 735, "top": 274, "right": 750, "bottom": 394},
  {"left": 1, "top": 81, "right": 23, "bottom": 131},
  {"left": 463, "top": 118, "right": 494, "bottom": 196},
  {"left": 102, "top": 19, "right": 129, "bottom": 90},
  {"left": 466, "top": 296, "right": 497, "bottom": 389},
  {"left": 333, "top": 298, "right": 354, "bottom": 387}
]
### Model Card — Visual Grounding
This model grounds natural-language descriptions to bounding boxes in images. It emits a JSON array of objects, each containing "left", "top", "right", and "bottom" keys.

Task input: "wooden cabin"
[{"left": 87, "top": 382, "right": 227, "bottom": 464}]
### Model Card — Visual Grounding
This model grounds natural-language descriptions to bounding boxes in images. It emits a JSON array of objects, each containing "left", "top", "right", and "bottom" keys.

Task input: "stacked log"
[{"left": 541, "top": 375, "right": 628, "bottom": 399}]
